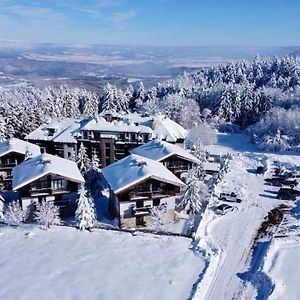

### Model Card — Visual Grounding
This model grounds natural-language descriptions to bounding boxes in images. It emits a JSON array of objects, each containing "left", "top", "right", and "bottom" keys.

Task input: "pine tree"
[
  {"left": 4, "top": 201, "right": 24, "bottom": 226},
  {"left": 77, "top": 143, "right": 91, "bottom": 175},
  {"left": 83, "top": 92, "right": 99, "bottom": 118},
  {"left": 101, "top": 83, "right": 118, "bottom": 112},
  {"left": 179, "top": 170, "right": 209, "bottom": 215},
  {"left": 24, "top": 148, "right": 33, "bottom": 161},
  {"left": 34, "top": 201, "right": 61, "bottom": 229},
  {"left": 0, "top": 195, "right": 4, "bottom": 220},
  {"left": 76, "top": 185, "right": 96, "bottom": 231}
]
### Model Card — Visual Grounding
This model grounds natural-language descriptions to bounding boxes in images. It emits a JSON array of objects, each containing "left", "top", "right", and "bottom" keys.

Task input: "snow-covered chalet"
[
  {"left": 25, "top": 112, "right": 187, "bottom": 168},
  {"left": 13, "top": 153, "right": 84, "bottom": 217},
  {"left": 0, "top": 138, "right": 41, "bottom": 190},
  {"left": 130, "top": 139, "right": 200, "bottom": 178},
  {"left": 102, "top": 154, "right": 184, "bottom": 228}
]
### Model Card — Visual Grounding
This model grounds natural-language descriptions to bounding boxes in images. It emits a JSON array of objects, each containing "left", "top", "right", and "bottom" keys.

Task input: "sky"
[{"left": 0, "top": 0, "right": 299, "bottom": 47}]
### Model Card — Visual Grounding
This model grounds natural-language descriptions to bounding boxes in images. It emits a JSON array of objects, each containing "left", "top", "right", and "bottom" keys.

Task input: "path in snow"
[{"left": 193, "top": 153, "right": 284, "bottom": 300}]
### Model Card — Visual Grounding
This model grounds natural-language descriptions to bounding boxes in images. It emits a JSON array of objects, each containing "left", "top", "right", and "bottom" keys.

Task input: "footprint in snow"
[{"left": 24, "top": 232, "right": 35, "bottom": 239}]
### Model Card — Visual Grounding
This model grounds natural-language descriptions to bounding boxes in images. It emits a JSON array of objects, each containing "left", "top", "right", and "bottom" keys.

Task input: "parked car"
[
  {"left": 278, "top": 188, "right": 300, "bottom": 197},
  {"left": 280, "top": 180, "right": 298, "bottom": 188},
  {"left": 277, "top": 189, "right": 297, "bottom": 201},
  {"left": 256, "top": 166, "right": 265, "bottom": 175},
  {"left": 216, "top": 204, "right": 234, "bottom": 215},
  {"left": 265, "top": 178, "right": 298, "bottom": 188},
  {"left": 286, "top": 174, "right": 300, "bottom": 181},
  {"left": 219, "top": 192, "right": 242, "bottom": 203}
]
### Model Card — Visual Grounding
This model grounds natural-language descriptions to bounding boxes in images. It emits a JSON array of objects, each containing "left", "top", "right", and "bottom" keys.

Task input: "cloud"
[{"left": 108, "top": 10, "right": 136, "bottom": 27}]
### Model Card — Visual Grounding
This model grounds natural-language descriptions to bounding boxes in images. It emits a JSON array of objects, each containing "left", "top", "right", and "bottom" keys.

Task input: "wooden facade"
[
  {"left": 0, "top": 152, "right": 26, "bottom": 190},
  {"left": 161, "top": 155, "right": 194, "bottom": 178},
  {"left": 18, "top": 174, "right": 81, "bottom": 218},
  {"left": 116, "top": 178, "right": 180, "bottom": 228}
]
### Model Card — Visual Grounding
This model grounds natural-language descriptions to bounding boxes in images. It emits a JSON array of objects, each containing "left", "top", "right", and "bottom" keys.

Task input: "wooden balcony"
[
  {"left": 133, "top": 205, "right": 151, "bottom": 216},
  {"left": 130, "top": 190, "right": 170, "bottom": 201}
]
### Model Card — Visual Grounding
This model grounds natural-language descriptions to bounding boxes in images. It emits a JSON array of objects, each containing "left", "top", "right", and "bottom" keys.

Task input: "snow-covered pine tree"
[
  {"left": 0, "top": 194, "right": 4, "bottom": 220},
  {"left": 0, "top": 117, "right": 6, "bottom": 142},
  {"left": 179, "top": 169, "right": 209, "bottom": 215},
  {"left": 77, "top": 143, "right": 91, "bottom": 175},
  {"left": 68, "top": 148, "right": 77, "bottom": 162},
  {"left": 4, "top": 201, "right": 24, "bottom": 226},
  {"left": 148, "top": 203, "right": 168, "bottom": 232},
  {"left": 34, "top": 200, "right": 61, "bottom": 229},
  {"left": 75, "top": 185, "right": 96, "bottom": 231},
  {"left": 24, "top": 148, "right": 33, "bottom": 161},
  {"left": 90, "top": 154, "right": 100, "bottom": 171},
  {"left": 101, "top": 83, "right": 118, "bottom": 112},
  {"left": 82, "top": 92, "right": 99, "bottom": 118}
]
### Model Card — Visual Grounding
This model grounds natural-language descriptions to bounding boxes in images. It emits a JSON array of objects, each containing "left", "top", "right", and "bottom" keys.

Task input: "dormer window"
[{"left": 47, "top": 128, "right": 56, "bottom": 136}]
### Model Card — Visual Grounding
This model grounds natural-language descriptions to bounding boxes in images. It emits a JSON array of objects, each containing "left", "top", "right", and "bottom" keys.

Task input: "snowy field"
[
  {"left": 0, "top": 225, "right": 205, "bottom": 300},
  {"left": 264, "top": 238, "right": 300, "bottom": 300}
]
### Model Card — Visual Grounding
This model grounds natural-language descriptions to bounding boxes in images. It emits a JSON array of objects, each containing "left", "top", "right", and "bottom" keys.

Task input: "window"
[
  {"left": 129, "top": 133, "right": 136, "bottom": 142},
  {"left": 153, "top": 199, "right": 160, "bottom": 206},
  {"left": 47, "top": 128, "right": 56, "bottom": 136}
]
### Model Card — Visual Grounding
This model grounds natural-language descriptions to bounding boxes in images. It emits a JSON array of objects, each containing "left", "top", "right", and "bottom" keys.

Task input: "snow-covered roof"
[
  {"left": 119, "top": 113, "right": 187, "bottom": 143},
  {"left": 0, "top": 138, "right": 40, "bottom": 158},
  {"left": 102, "top": 154, "right": 184, "bottom": 195},
  {"left": 80, "top": 117, "right": 152, "bottom": 134},
  {"left": 13, "top": 153, "right": 84, "bottom": 191},
  {"left": 151, "top": 115, "right": 187, "bottom": 143},
  {"left": 25, "top": 113, "right": 187, "bottom": 144},
  {"left": 25, "top": 118, "right": 84, "bottom": 144},
  {"left": 203, "top": 162, "right": 220, "bottom": 172},
  {"left": 130, "top": 139, "right": 200, "bottom": 164}
]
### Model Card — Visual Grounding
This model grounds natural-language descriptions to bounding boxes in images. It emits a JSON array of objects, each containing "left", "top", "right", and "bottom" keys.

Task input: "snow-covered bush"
[
  {"left": 34, "top": 201, "right": 61, "bottom": 229},
  {"left": 251, "top": 107, "right": 300, "bottom": 151},
  {"left": 187, "top": 124, "right": 217, "bottom": 150},
  {"left": 4, "top": 201, "right": 24, "bottom": 226},
  {"left": 148, "top": 203, "right": 169, "bottom": 232},
  {"left": 76, "top": 185, "right": 96, "bottom": 231}
]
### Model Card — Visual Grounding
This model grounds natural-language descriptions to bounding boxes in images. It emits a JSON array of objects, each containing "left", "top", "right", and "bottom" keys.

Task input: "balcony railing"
[{"left": 130, "top": 189, "right": 170, "bottom": 200}]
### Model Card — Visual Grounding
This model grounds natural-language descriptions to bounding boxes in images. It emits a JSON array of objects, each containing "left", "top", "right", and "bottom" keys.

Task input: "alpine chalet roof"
[
  {"left": 25, "top": 118, "right": 83, "bottom": 144},
  {"left": 102, "top": 154, "right": 184, "bottom": 195},
  {"left": 0, "top": 138, "right": 40, "bottom": 158},
  {"left": 25, "top": 113, "right": 187, "bottom": 144},
  {"left": 80, "top": 117, "right": 152, "bottom": 134},
  {"left": 119, "top": 113, "right": 188, "bottom": 143},
  {"left": 130, "top": 139, "right": 200, "bottom": 164},
  {"left": 13, "top": 153, "right": 84, "bottom": 191}
]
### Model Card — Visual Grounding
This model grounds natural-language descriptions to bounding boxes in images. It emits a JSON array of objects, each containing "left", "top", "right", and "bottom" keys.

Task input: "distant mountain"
[{"left": 0, "top": 41, "right": 299, "bottom": 90}]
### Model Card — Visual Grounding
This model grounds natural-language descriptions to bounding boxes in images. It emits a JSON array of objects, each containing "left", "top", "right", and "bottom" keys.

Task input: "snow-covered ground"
[
  {"left": 263, "top": 238, "right": 300, "bottom": 300},
  {"left": 0, "top": 225, "right": 205, "bottom": 300},
  {"left": 193, "top": 133, "right": 300, "bottom": 299}
]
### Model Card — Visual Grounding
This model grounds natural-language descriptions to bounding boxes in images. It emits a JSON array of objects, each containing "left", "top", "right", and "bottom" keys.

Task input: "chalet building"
[
  {"left": 25, "top": 113, "right": 187, "bottom": 168},
  {"left": 0, "top": 138, "right": 41, "bottom": 190},
  {"left": 13, "top": 153, "right": 84, "bottom": 217},
  {"left": 102, "top": 154, "right": 184, "bottom": 228},
  {"left": 130, "top": 139, "right": 200, "bottom": 178}
]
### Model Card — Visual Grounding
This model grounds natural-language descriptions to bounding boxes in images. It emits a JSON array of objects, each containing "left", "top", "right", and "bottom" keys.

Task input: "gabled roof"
[
  {"left": 25, "top": 118, "right": 84, "bottom": 144},
  {"left": 0, "top": 138, "right": 40, "bottom": 158},
  {"left": 80, "top": 117, "right": 152, "bottom": 134},
  {"left": 120, "top": 114, "right": 187, "bottom": 143},
  {"left": 13, "top": 153, "right": 84, "bottom": 191},
  {"left": 102, "top": 154, "right": 184, "bottom": 195},
  {"left": 130, "top": 139, "right": 200, "bottom": 164}
]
